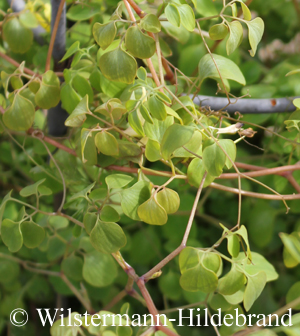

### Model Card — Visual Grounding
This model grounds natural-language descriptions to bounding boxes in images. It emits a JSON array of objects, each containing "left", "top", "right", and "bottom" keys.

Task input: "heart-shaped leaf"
[
  {"left": 156, "top": 188, "right": 180, "bottom": 214},
  {"left": 160, "top": 124, "right": 194, "bottom": 160},
  {"left": 137, "top": 196, "right": 168, "bottom": 225},
  {"left": 226, "top": 21, "right": 244, "bottom": 55},
  {"left": 246, "top": 18, "right": 264, "bottom": 57},
  {"left": 1, "top": 219, "right": 23, "bottom": 252},
  {"left": 99, "top": 47, "right": 137, "bottom": 84},
  {"left": 21, "top": 221, "right": 45, "bottom": 249},
  {"left": 121, "top": 181, "right": 152, "bottom": 220},
  {"left": 202, "top": 142, "right": 226, "bottom": 176},
  {"left": 3, "top": 93, "right": 35, "bottom": 131},
  {"left": 165, "top": 4, "right": 181, "bottom": 27},
  {"left": 90, "top": 220, "right": 127, "bottom": 254},
  {"left": 83, "top": 251, "right": 117, "bottom": 287},
  {"left": 209, "top": 23, "right": 229, "bottom": 40},
  {"left": 140, "top": 14, "right": 161, "bottom": 33},
  {"left": 93, "top": 22, "right": 116, "bottom": 50},
  {"left": 3, "top": 17, "right": 33, "bottom": 54},
  {"left": 35, "top": 70, "right": 60, "bottom": 109},
  {"left": 125, "top": 26, "right": 156, "bottom": 59}
]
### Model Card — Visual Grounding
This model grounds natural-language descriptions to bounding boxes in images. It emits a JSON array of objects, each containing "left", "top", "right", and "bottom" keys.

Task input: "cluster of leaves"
[{"left": 0, "top": 0, "right": 300, "bottom": 336}]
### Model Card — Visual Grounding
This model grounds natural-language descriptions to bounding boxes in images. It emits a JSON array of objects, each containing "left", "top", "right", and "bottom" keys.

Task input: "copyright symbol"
[{"left": 10, "top": 308, "right": 28, "bottom": 327}]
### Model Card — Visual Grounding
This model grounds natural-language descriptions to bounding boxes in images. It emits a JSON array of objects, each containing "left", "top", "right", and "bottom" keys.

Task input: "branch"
[
  {"left": 193, "top": 95, "right": 298, "bottom": 114},
  {"left": 210, "top": 182, "right": 300, "bottom": 200},
  {"left": 45, "top": 0, "right": 66, "bottom": 71}
]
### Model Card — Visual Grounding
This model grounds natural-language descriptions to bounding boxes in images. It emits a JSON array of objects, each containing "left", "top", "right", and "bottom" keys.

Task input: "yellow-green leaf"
[
  {"left": 137, "top": 196, "right": 168, "bottom": 225},
  {"left": 95, "top": 131, "right": 119, "bottom": 156},
  {"left": 3, "top": 93, "right": 35, "bottom": 131}
]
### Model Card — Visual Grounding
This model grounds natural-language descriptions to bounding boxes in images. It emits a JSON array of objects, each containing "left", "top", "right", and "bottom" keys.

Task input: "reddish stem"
[{"left": 45, "top": 0, "right": 66, "bottom": 71}]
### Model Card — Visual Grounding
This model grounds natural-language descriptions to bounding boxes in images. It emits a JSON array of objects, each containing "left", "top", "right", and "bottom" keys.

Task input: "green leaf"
[
  {"left": 100, "top": 205, "right": 120, "bottom": 222},
  {"left": 20, "top": 179, "right": 46, "bottom": 197},
  {"left": 49, "top": 216, "right": 69, "bottom": 229},
  {"left": 72, "top": 75, "right": 94, "bottom": 104},
  {"left": 219, "top": 139, "right": 236, "bottom": 169},
  {"left": 145, "top": 139, "right": 161, "bottom": 162},
  {"left": 227, "top": 234, "right": 240, "bottom": 258},
  {"left": 99, "top": 47, "right": 137, "bottom": 84},
  {"left": 280, "top": 233, "right": 300, "bottom": 264},
  {"left": 20, "top": 221, "right": 45, "bottom": 248},
  {"left": 156, "top": 92, "right": 172, "bottom": 105},
  {"left": 173, "top": 130, "right": 202, "bottom": 157},
  {"left": 156, "top": 188, "right": 180, "bottom": 214},
  {"left": 93, "top": 22, "right": 116, "bottom": 50},
  {"left": 125, "top": 26, "right": 156, "bottom": 59},
  {"left": 187, "top": 158, "right": 216, "bottom": 188},
  {"left": 144, "top": 116, "right": 174, "bottom": 142},
  {"left": 0, "top": 191, "right": 13, "bottom": 227},
  {"left": 81, "top": 129, "right": 97, "bottom": 165},
  {"left": 89, "top": 188, "right": 108, "bottom": 201},
  {"left": 67, "top": 3, "right": 101, "bottom": 21},
  {"left": 235, "top": 225, "right": 252, "bottom": 260},
  {"left": 121, "top": 181, "right": 152, "bottom": 220},
  {"left": 128, "top": 109, "right": 145, "bottom": 137},
  {"left": 241, "top": 2, "right": 252, "bottom": 20},
  {"left": 199, "top": 53, "right": 246, "bottom": 86},
  {"left": 1, "top": 219, "right": 23, "bottom": 252},
  {"left": 165, "top": 4, "right": 181, "bottom": 27},
  {"left": 246, "top": 18, "right": 264, "bottom": 57},
  {"left": 117, "top": 326, "right": 133, "bottom": 336},
  {"left": 293, "top": 98, "right": 300, "bottom": 109},
  {"left": 180, "top": 262, "right": 218, "bottom": 293},
  {"left": 286, "top": 282, "right": 300, "bottom": 310},
  {"left": 19, "top": 10, "right": 39, "bottom": 28},
  {"left": 218, "top": 265, "right": 246, "bottom": 295},
  {"left": 140, "top": 103, "right": 154, "bottom": 124},
  {"left": 65, "top": 95, "right": 90, "bottom": 127},
  {"left": 177, "top": 5, "right": 195, "bottom": 32},
  {"left": 105, "top": 174, "right": 133, "bottom": 189},
  {"left": 179, "top": 247, "right": 200, "bottom": 273},
  {"left": 61, "top": 254, "right": 83, "bottom": 281},
  {"left": 226, "top": 21, "right": 243, "bottom": 55},
  {"left": 3, "top": 17, "right": 33, "bottom": 54},
  {"left": 140, "top": 14, "right": 161, "bottom": 33},
  {"left": 118, "top": 140, "right": 142, "bottom": 158},
  {"left": 147, "top": 95, "right": 167, "bottom": 121},
  {"left": 61, "top": 41, "right": 80, "bottom": 62},
  {"left": 83, "top": 212, "right": 97, "bottom": 235},
  {"left": 90, "top": 220, "right": 127, "bottom": 254},
  {"left": 236, "top": 252, "right": 278, "bottom": 282},
  {"left": 209, "top": 23, "right": 229, "bottom": 40},
  {"left": 60, "top": 83, "right": 81, "bottom": 114},
  {"left": 202, "top": 142, "right": 226, "bottom": 176},
  {"left": 160, "top": 124, "right": 194, "bottom": 159},
  {"left": 137, "top": 67, "right": 148, "bottom": 81},
  {"left": 192, "top": 0, "right": 218, "bottom": 16},
  {"left": 243, "top": 271, "right": 267, "bottom": 311},
  {"left": 3, "top": 92, "right": 35, "bottom": 131},
  {"left": 35, "top": 71, "right": 60, "bottom": 109},
  {"left": 95, "top": 131, "right": 119, "bottom": 156},
  {"left": 137, "top": 196, "right": 168, "bottom": 225},
  {"left": 83, "top": 251, "right": 117, "bottom": 287},
  {"left": 69, "top": 182, "right": 96, "bottom": 202}
]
